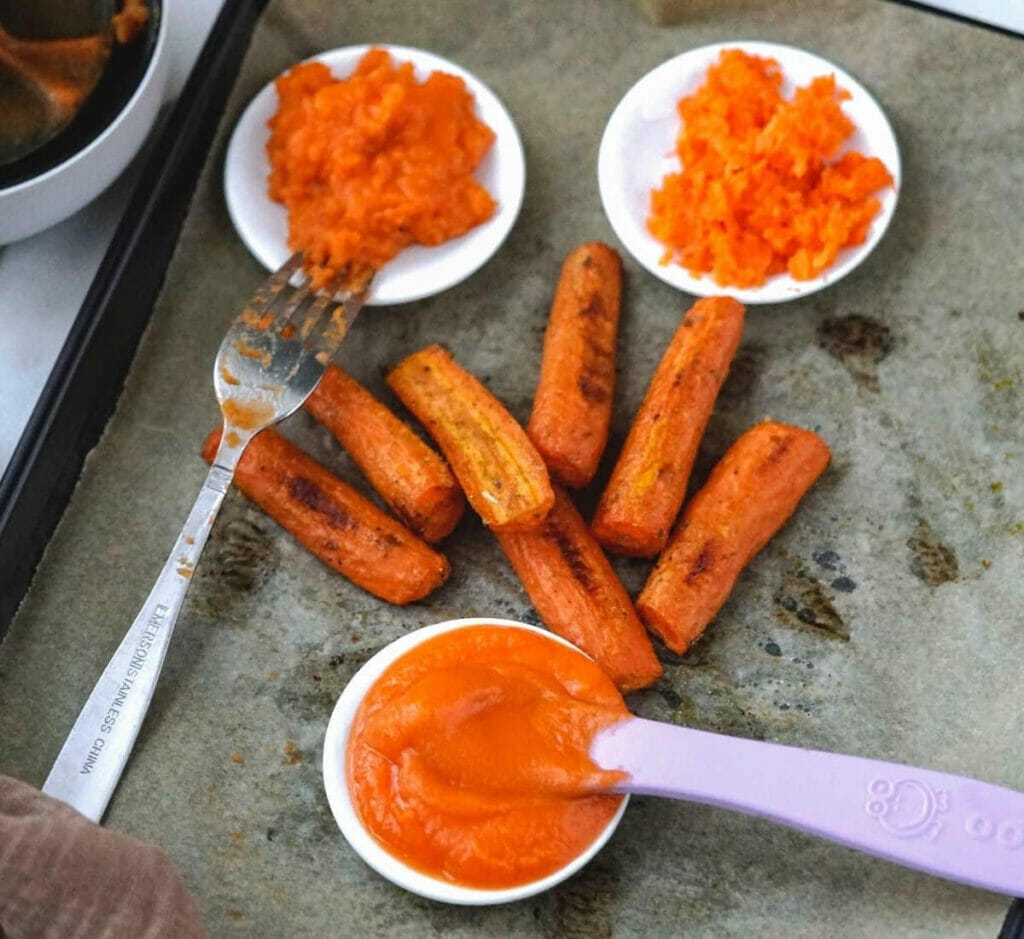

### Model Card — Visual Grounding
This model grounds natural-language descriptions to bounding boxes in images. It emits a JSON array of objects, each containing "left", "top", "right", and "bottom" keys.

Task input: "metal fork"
[{"left": 42, "top": 253, "right": 367, "bottom": 822}]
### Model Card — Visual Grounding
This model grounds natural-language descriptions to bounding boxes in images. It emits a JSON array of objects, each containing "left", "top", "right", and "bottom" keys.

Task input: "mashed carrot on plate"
[
  {"left": 267, "top": 48, "right": 497, "bottom": 288},
  {"left": 648, "top": 49, "right": 894, "bottom": 288}
]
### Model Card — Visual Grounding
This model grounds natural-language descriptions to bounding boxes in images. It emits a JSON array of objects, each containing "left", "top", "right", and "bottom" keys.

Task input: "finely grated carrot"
[
  {"left": 267, "top": 48, "right": 496, "bottom": 287},
  {"left": 647, "top": 49, "right": 894, "bottom": 288}
]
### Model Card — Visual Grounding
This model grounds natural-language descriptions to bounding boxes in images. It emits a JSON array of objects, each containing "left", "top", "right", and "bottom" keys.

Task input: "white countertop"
[
  {"left": 921, "top": 0, "right": 1024, "bottom": 34},
  {"left": 0, "top": 0, "right": 1020, "bottom": 478}
]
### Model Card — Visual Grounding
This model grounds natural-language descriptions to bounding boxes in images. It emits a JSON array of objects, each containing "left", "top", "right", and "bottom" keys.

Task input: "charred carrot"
[
  {"left": 527, "top": 242, "right": 622, "bottom": 488},
  {"left": 386, "top": 344, "right": 554, "bottom": 530},
  {"left": 201, "top": 427, "right": 449, "bottom": 604},
  {"left": 592, "top": 296, "right": 745, "bottom": 557},
  {"left": 495, "top": 485, "right": 662, "bottom": 692},
  {"left": 637, "top": 421, "right": 831, "bottom": 653},
  {"left": 305, "top": 365, "right": 465, "bottom": 543}
]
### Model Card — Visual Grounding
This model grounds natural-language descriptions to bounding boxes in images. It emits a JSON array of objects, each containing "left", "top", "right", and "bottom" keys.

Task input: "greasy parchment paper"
[{"left": 2, "top": 1, "right": 1022, "bottom": 934}]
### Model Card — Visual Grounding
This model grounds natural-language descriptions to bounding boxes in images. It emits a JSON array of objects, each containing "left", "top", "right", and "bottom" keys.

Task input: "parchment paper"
[{"left": 1, "top": 1, "right": 1022, "bottom": 934}]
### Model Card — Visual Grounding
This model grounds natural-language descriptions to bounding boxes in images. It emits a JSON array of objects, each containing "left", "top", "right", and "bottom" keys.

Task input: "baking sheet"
[{"left": 1, "top": 0, "right": 1022, "bottom": 934}]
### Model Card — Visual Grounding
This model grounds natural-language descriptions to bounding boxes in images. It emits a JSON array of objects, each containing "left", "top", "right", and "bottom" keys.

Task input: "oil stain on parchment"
[
  {"left": 773, "top": 569, "right": 849, "bottom": 640},
  {"left": 194, "top": 497, "right": 280, "bottom": 614},
  {"left": 636, "top": 652, "right": 771, "bottom": 742},
  {"left": 272, "top": 644, "right": 380, "bottom": 724},
  {"left": 540, "top": 862, "right": 620, "bottom": 939},
  {"left": 264, "top": 761, "right": 338, "bottom": 854},
  {"left": 975, "top": 335, "right": 1022, "bottom": 438},
  {"left": 818, "top": 313, "right": 894, "bottom": 392},
  {"left": 718, "top": 342, "right": 767, "bottom": 406},
  {"left": 907, "top": 518, "right": 959, "bottom": 586}
]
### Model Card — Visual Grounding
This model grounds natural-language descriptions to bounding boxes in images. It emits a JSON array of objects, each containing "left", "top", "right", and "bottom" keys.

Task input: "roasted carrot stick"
[
  {"left": 386, "top": 344, "right": 554, "bottom": 530},
  {"left": 637, "top": 421, "right": 831, "bottom": 653},
  {"left": 527, "top": 242, "right": 622, "bottom": 488},
  {"left": 201, "top": 428, "right": 449, "bottom": 605},
  {"left": 592, "top": 296, "right": 745, "bottom": 557},
  {"left": 305, "top": 365, "right": 465, "bottom": 543},
  {"left": 495, "top": 485, "right": 662, "bottom": 692}
]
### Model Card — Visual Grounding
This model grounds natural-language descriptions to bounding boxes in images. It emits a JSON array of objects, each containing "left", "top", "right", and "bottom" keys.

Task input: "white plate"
[
  {"left": 224, "top": 45, "right": 526, "bottom": 306},
  {"left": 322, "top": 617, "right": 629, "bottom": 905},
  {"left": 598, "top": 41, "right": 901, "bottom": 305}
]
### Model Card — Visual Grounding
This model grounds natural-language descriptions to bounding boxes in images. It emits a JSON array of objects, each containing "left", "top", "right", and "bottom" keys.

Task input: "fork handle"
[{"left": 41, "top": 462, "right": 234, "bottom": 822}]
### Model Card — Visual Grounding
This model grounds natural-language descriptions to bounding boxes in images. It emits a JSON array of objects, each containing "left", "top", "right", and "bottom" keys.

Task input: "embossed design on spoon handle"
[{"left": 593, "top": 717, "right": 1024, "bottom": 896}]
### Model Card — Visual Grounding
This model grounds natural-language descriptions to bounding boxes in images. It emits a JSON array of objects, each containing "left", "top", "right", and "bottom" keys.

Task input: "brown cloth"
[{"left": 0, "top": 775, "right": 205, "bottom": 938}]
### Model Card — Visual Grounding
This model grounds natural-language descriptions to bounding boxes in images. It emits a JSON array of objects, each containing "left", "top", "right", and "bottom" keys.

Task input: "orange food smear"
[
  {"left": 346, "top": 625, "right": 629, "bottom": 889},
  {"left": 648, "top": 49, "right": 894, "bottom": 287},
  {"left": 112, "top": 0, "right": 149, "bottom": 45},
  {"left": 267, "top": 48, "right": 497, "bottom": 288},
  {"left": 221, "top": 398, "right": 275, "bottom": 431}
]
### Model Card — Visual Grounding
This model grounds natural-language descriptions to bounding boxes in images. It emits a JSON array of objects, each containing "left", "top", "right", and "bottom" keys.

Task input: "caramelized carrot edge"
[
  {"left": 495, "top": 486, "right": 662, "bottom": 692},
  {"left": 636, "top": 421, "right": 831, "bottom": 653},
  {"left": 202, "top": 427, "right": 449, "bottom": 605},
  {"left": 592, "top": 296, "right": 745, "bottom": 557},
  {"left": 306, "top": 365, "right": 465, "bottom": 543},
  {"left": 527, "top": 242, "right": 622, "bottom": 489},
  {"left": 386, "top": 344, "right": 554, "bottom": 531}
]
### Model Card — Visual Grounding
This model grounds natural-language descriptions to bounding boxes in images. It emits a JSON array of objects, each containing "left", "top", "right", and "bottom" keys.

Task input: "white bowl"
[
  {"left": 0, "top": 3, "right": 170, "bottom": 245},
  {"left": 322, "top": 617, "right": 629, "bottom": 905},
  {"left": 598, "top": 41, "right": 901, "bottom": 305},
  {"left": 224, "top": 45, "right": 526, "bottom": 306}
]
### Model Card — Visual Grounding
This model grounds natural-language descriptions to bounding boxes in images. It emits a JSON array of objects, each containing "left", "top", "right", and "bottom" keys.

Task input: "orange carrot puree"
[
  {"left": 267, "top": 48, "right": 497, "bottom": 287},
  {"left": 648, "top": 49, "right": 894, "bottom": 287},
  {"left": 346, "top": 625, "right": 629, "bottom": 888}
]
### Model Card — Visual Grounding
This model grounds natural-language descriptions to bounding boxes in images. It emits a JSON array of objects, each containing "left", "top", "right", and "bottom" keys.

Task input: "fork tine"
[
  {"left": 306, "top": 292, "right": 366, "bottom": 364},
  {"left": 247, "top": 252, "right": 304, "bottom": 316},
  {"left": 260, "top": 265, "right": 349, "bottom": 343},
  {"left": 298, "top": 268, "right": 351, "bottom": 339},
  {"left": 271, "top": 279, "right": 314, "bottom": 333}
]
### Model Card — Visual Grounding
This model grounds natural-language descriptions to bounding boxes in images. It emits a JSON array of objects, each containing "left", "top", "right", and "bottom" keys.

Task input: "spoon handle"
[{"left": 592, "top": 718, "right": 1024, "bottom": 896}]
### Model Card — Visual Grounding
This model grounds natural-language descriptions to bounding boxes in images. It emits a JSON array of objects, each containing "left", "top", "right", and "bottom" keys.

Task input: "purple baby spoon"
[{"left": 592, "top": 718, "right": 1024, "bottom": 896}]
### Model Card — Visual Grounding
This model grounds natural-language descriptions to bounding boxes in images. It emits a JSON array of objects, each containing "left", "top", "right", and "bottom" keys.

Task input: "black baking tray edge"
[{"left": 0, "top": 0, "right": 269, "bottom": 631}]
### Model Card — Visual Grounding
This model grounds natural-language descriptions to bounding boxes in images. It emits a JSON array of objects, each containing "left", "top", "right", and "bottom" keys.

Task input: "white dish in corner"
[
  {"left": 224, "top": 45, "right": 526, "bottom": 306},
  {"left": 598, "top": 41, "right": 901, "bottom": 305}
]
